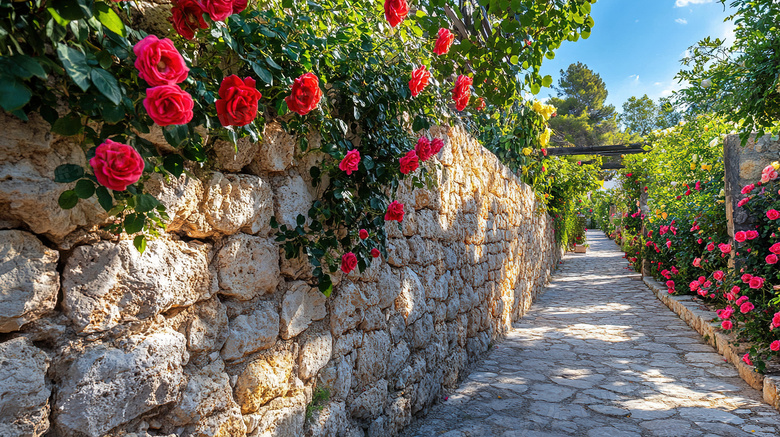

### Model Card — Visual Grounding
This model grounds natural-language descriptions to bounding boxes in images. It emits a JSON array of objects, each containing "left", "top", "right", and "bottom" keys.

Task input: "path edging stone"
[{"left": 642, "top": 276, "right": 780, "bottom": 409}]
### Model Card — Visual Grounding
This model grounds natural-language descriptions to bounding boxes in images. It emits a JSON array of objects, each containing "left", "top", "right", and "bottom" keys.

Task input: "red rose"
[
  {"left": 721, "top": 320, "right": 732, "bottom": 330},
  {"left": 713, "top": 270, "right": 724, "bottom": 281},
  {"left": 452, "top": 75, "right": 472, "bottom": 111},
  {"left": 433, "top": 28, "right": 455, "bottom": 55},
  {"left": 359, "top": 229, "right": 368, "bottom": 240},
  {"left": 430, "top": 138, "right": 444, "bottom": 155},
  {"left": 200, "top": 0, "right": 233, "bottom": 21},
  {"left": 742, "top": 353, "right": 752, "bottom": 366},
  {"left": 133, "top": 35, "right": 189, "bottom": 86},
  {"left": 371, "top": 248, "right": 380, "bottom": 258},
  {"left": 767, "top": 254, "right": 778, "bottom": 264},
  {"left": 144, "top": 85, "right": 194, "bottom": 126},
  {"left": 734, "top": 231, "right": 747, "bottom": 242},
  {"left": 399, "top": 150, "right": 419, "bottom": 175},
  {"left": 749, "top": 276, "right": 765, "bottom": 289},
  {"left": 341, "top": 252, "right": 357, "bottom": 274},
  {"left": 706, "top": 242, "right": 715, "bottom": 251},
  {"left": 475, "top": 97, "right": 486, "bottom": 111},
  {"left": 746, "top": 230, "right": 758, "bottom": 240},
  {"left": 232, "top": 0, "right": 247, "bottom": 14},
  {"left": 89, "top": 139, "right": 145, "bottom": 191},
  {"left": 285, "top": 73, "right": 322, "bottom": 116},
  {"left": 772, "top": 341, "right": 780, "bottom": 352},
  {"left": 718, "top": 243, "right": 732, "bottom": 254},
  {"left": 768, "top": 209, "right": 780, "bottom": 220},
  {"left": 741, "top": 273, "right": 753, "bottom": 283},
  {"left": 169, "top": 0, "right": 209, "bottom": 40},
  {"left": 385, "top": 200, "right": 404, "bottom": 222},
  {"left": 339, "top": 149, "right": 361, "bottom": 175},
  {"left": 771, "top": 242, "right": 780, "bottom": 254},
  {"left": 409, "top": 65, "right": 430, "bottom": 97},
  {"left": 215, "top": 75, "right": 262, "bottom": 127},
  {"left": 415, "top": 137, "right": 433, "bottom": 161},
  {"left": 541, "top": 148, "right": 547, "bottom": 156},
  {"left": 384, "top": 0, "right": 409, "bottom": 27}
]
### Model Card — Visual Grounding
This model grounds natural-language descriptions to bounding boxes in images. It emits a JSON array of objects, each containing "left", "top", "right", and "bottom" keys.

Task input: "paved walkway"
[{"left": 401, "top": 230, "right": 780, "bottom": 437}]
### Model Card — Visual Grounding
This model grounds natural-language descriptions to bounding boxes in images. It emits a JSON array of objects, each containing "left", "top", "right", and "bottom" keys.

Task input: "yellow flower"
[
  {"left": 701, "top": 164, "right": 712, "bottom": 171},
  {"left": 539, "top": 127, "right": 551, "bottom": 146},
  {"left": 522, "top": 147, "right": 532, "bottom": 156},
  {"left": 532, "top": 101, "right": 556, "bottom": 121},
  {"left": 662, "top": 212, "right": 668, "bottom": 219},
  {"left": 772, "top": 161, "right": 780, "bottom": 170},
  {"left": 690, "top": 163, "right": 696, "bottom": 170}
]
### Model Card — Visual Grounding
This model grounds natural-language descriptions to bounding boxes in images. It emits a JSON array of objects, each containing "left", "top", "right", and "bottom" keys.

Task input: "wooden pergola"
[{"left": 546, "top": 143, "right": 650, "bottom": 169}]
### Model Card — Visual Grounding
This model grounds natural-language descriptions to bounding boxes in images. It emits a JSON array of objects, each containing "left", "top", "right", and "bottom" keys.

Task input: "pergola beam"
[{"left": 546, "top": 143, "right": 649, "bottom": 156}]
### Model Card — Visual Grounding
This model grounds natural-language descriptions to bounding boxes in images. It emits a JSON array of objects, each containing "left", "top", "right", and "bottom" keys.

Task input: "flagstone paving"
[{"left": 401, "top": 230, "right": 780, "bottom": 437}]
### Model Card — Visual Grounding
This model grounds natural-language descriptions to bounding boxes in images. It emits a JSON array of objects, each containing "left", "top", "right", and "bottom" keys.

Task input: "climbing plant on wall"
[{"left": 0, "top": 0, "right": 597, "bottom": 293}]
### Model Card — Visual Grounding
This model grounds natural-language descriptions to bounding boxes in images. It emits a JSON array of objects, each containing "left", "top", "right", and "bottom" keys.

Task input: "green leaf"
[
  {"left": 251, "top": 62, "right": 273, "bottom": 85},
  {"left": 135, "top": 193, "right": 159, "bottom": 213},
  {"left": 133, "top": 234, "right": 147, "bottom": 253},
  {"left": 90, "top": 68, "right": 121, "bottom": 105},
  {"left": 101, "top": 104, "right": 125, "bottom": 124},
  {"left": 163, "top": 154, "right": 184, "bottom": 177},
  {"left": 318, "top": 275, "right": 333, "bottom": 296},
  {"left": 0, "top": 78, "right": 32, "bottom": 112},
  {"left": 265, "top": 56, "right": 282, "bottom": 70},
  {"left": 54, "top": 164, "right": 85, "bottom": 182},
  {"left": 58, "top": 190, "right": 79, "bottom": 209},
  {"left": 11, "top": 55, "right": 47, "bottom": 80},
  {"left": 123, "top": 213, "right": 145, "bottom": 234},
  {"left": 52, "top": 0, "right": 90, "bottom": 20},
  {"left": 74, "top": 179, "right": 95, "bottom": 198},
  {"left": 95, "top": 185, "right": 113, "bottom": 211},
  {"left": 162, "top": 124, "right": 189, "bottom": 147},
  {"left": 94, "top": 2, "right": 127, "bottom": 37},
  {"left": 56, "top": 44, "right": 91, "bottom": 92},
  {"left": 542, "top": 75, "right": 553, "bottom": 87},
  {"left": 51, "top": 113, "right": 83, "bottom": 136}
]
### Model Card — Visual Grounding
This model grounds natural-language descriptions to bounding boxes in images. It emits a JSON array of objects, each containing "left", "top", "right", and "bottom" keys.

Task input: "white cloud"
[
  {"left": 675, "top": 0, "right": 713, "bottom": 7},
  {"left": 629, "top": 74, "right": 640, "bottom": 83},
  {"left": 675, "top": 18, "right": 688, "bottom": 24}
]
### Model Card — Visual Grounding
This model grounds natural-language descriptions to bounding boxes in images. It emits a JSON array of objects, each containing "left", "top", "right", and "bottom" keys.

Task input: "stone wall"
[{"left": 0, "top": 113, "right": 560, "bottom": 437}]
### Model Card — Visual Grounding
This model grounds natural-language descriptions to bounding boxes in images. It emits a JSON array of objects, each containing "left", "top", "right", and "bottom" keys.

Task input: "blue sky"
[{"left": 537, "top": 0, "right": 736, "bottom": 112}]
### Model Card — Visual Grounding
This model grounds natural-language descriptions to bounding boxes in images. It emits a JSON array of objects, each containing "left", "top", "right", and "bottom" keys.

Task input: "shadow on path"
[{"left": 401, "top": 230, "right": 780, "bottom": 437}]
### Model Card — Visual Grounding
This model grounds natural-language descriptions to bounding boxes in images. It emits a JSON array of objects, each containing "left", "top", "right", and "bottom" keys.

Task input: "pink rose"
[
  {"left": 721, "top": 320, "right": 733, "bottom": 330},
  {"left": 749, "top": 276, "right": 765, "bottom": 289},
  {"left": 738, "top": 197, "right": 750, "bottom": 207},
  {"left": 415, "top": 137, "right": 433, "bottom": 162},
  {"left": 706, "top": 242, "right": 715, "bottom": 251},
  {"left": 713, "top": 270, "right": 724, "bottom": 281},
  {"left": 399, "top": 150, "right": 419, "bottom": 175},
  {"left": 89, "top": 139, "right": 145, "bottom": 191},
  {"left": 341, "top": 252, "right": 357, "bottom": 274},
  {"left": 734, "top": 231, "right": 747, "bottom": 242},
  {"left": 741, "top": 273, "right": 753, "bottom": 283},
  {"left": 666, "top": 280, "right": 675, "bottom": 288},
  {"left": 740, "top": 302, "right": 755, "bottom": 313},
  {"left": 768, "top": 209, "right": 780, "bottom": 220},
  {"left": 693, "top": 258, "right": 702, "bottom": 267},
  {"left": 736, "top": 295, "right": 749, "bottom": 305},
  {"left": 772, "top": 341, "right": 780, "bottom": 352},
  {"left": 689, "top": 280, "right": 701, "bottom": 291},
  {"left": 741, "top": 184, "right": 755, "bottom": 194},
  {"left": 133, "top": 35, "right": 189, "bottom": 86},
  {"left": 666, "top": 241, "right": 672, "bottom": 249},
  {"left": 772, "top": 312, "right": 780, "bottom": 329},
  {"left": 770, "top": 243, "right": 780, "bottom": 254},
  {"left": 143, "top": 85, "right": 194, "bottom": 126},
  {"left": 200, "top": 0, "right": 233, "bottom": 21},
  {"left": 671, "top": 266, "right": 678, "bottom": 274},
  {"left": 767, "top": 254, "right": 779, "bottom": 264},
  {"left": 742, "top": 353, "right": 753, "bottom": 366},
  {"left": 339, "top": 149, "right": 361, "bottom": 175},
  {"left": 385, "top": 200, "right": 404, "bottom": 222},
  {"left": 746, "top": 230, "right": 759, "bottom": 240},
  {"left": 718, "top": 243, "right": 732, "bottom": 254}
]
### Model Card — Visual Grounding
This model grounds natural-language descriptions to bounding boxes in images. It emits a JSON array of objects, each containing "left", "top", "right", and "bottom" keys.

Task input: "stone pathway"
[{"left": 401, "top": 230, "right": 780, "bottom": 437}]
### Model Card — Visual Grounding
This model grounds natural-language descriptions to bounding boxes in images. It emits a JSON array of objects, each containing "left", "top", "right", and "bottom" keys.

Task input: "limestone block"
[
  {"left": 249, "top": 120, "right": 296, "bottom": 173},
  {"left": 221, "top": 302, "right": 279, "bottom": 361},
  {"left": 395, "top": 355, "right": 426, "bottom": 390},
  {"left": 377, "top": 266, "right": 402, "bottom": 309},
  {"left": 183, "top": 296, "right": 229, "bottom": 359},
  {"left": 416, "top": 209, "right": 442, "bottom": 239},
  {"left": 395, "top": 267, "right": 427, "bottom": 324},
  {"left": 298, "top": 328, "right": 333, "bottom": 380},
  {"left": 279, "top": 249, "right": 314, "bottom": 280},
  {"left": 411, "top": 313, "right": 433, "bottom": 349},
  {"left": 246, "top": 392, "right": 306, "bottom": 437},
  {"left": 386, "top": 238, "right": 409, "bottom": 268},
  {"left": 145, "top": 172, "right": 204, "bottom": 234},
  {"left": 355, "top": 330, "right": 390, "bottom": 386},
  {"left": 235, "top": 349, "right": 295, "bottom": 414},
  {"left": 317, "top": 355, "right": 354, "bottom": 401},
  {"left": 212, "top": 137, "right": 260, "bottom": 172},
  {"left": 428, "top": 270, "right": 450, "bottom": 301},
  {"left": 217, "top": 234, "right": 279, "bottom": 300},
  {"left": 330, "top": 282, "right": 368, "bottom": 336},
  {"left": 307, "top": 401, "right": 347, "bottom": 437},
  {"left": 54, "top": 328, "right": 188, "bottom": 437},
  {"left": 332, "top": 330, "right": 363, "bottom": 359},
  {"left": 280, "top": 281, "right": 326, "bottom": 339},
  {"left": 387, "top": 340, "right": 411, "bottom": 376},
  {"left": 0, "top": 337, "right": 51, "bottom": 437},
  {"left": 62, "top": 237, "right": 212, "bottom": 333},
  {"left": 360, "top": 305, "right": 387, "bottom": 331},
  {"left": 168, "top": 360, "right": 245, "bottom": 437},
  {"left": 181, "top": 172, "right": 273, "bottom": 238},
  {"left": 0, "top": 230, "right": 59, "bottom": 332},
  {"left": 386, "top": 394, "right": 412, "bottom": 435},
  {"left": 274, "top": 173, "right": 313, "bottom": 228},
  {"left": 0, "top": 114, "right": 107, "bottom": 240},
  {"left": 350, "top": 379, "right": 388, "bottom": 420},
  {"left": 413, "top": 371, "right": 439, "bottom": 413}
]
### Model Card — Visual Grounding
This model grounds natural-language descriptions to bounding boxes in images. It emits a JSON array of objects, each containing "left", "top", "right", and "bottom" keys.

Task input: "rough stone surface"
[
  {"left": 248, "top": 120, "right": 296, "bottom": 173},
  {"left": 0, "top": 337, "right": 51, "bottom": 437},
  {"left": 0, "top": 230, "right": 59, "bottom": 332},
  {"left": 401, "top": 232, "right": 780, "bottom": 437},
  {"left": 54, "top": 328, "right": 189, "bottom": 437},
  {"left": 280, "top": 281, "right": 327, "bottom": 339},
  {"left": 235, "top": 349, "right": 295, "bottom": 414},
  {"left": 213, "top": 137, "right": 260, "bottom": 172},
  {"left": 221, "top": 301, "right": 280, "bottom": 361},
  {"left": 62, "top": 237, "right": 212, "bottom": 333},
  {"left": 217, "top": 234, "right": 279, "bottom": 300}
]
